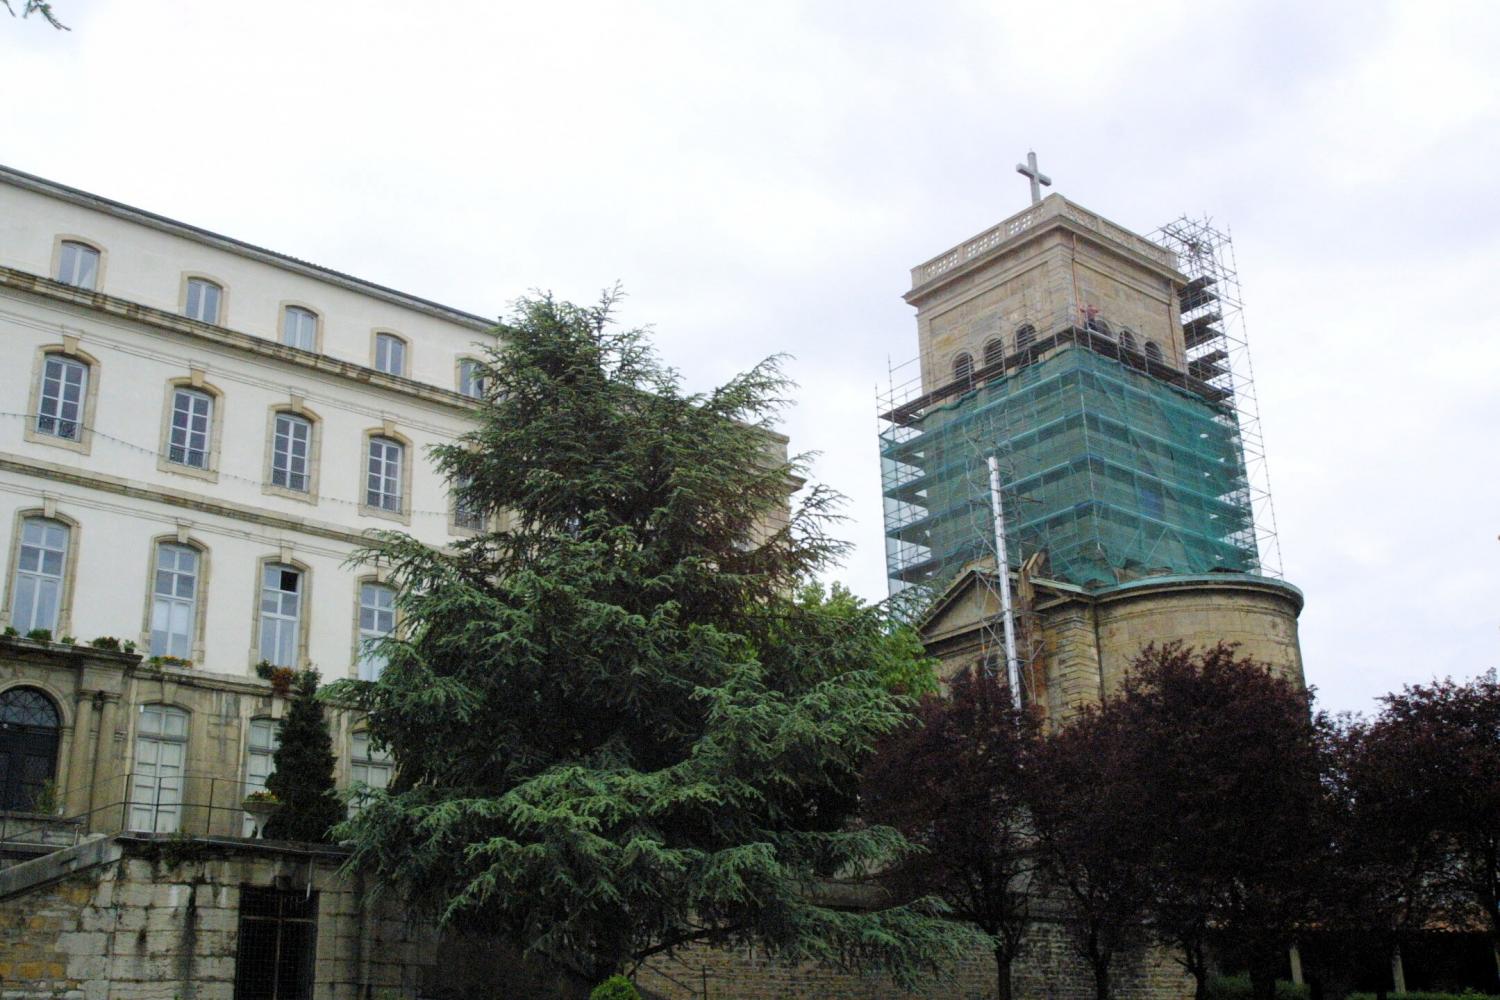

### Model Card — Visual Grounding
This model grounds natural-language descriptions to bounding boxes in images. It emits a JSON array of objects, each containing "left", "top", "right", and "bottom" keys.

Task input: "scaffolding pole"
[{"left": 987, "top": 455, "right": 1022, "bottom": 709}]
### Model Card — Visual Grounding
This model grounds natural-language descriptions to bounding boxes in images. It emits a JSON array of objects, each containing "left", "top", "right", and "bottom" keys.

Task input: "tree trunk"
[
  {"left": 1192, "top": 969, "right": 1209, "bottom": 1000},
  {"left": 1092, "top": 958, "right": 1112, "bottom": 1000},
  {"left": 994, "top": 947, "right": 1013, "bottom": 1000}
]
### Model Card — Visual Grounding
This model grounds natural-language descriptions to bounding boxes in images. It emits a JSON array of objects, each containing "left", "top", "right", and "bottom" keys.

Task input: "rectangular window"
[
  {"left": 259, "top": 565, "right": 302, "bottom": 668},
  {"left": 374, "top": 334, "right": 406, "bottom": 376},
  {"left": 365, "top": 438, "right": 403, "bottom": 512},
  {"left": 453, "top": 473, "right": 485, "bottom": 531},
  {"left": 12, "top": 518, "right": 69, "bottom": 635},
  {"left": 349, "top": 731, "right": 393, "bottom": 816},
  {"left": 37, "top": 355, "right": 88, "bottom": 441},
  {"left": 56, "top": 241, "right": 100, "bottom": 289},
  {"left": 168, "top": 388, "right": 214, "bottom": 469},
  {"left": 242, "top": 718, "right": 282, "bottom": 836},
  {"left": 150, "top": 543, "right": 200, "bottom": 659},
  {"left": 356, "top": 583, "right": 396, "bottom": 681},
  {"left": 128, "top": 705, "right": 188, "bottom": 833},
  {"left": 233, "top": 886, "right": 317, "bottom": 1000},
  {"left": 271, "top": 413, "right": 312, "bottom": 493},
  {"left": 282, "top": 307, "right": 317, "bottom": 351}
]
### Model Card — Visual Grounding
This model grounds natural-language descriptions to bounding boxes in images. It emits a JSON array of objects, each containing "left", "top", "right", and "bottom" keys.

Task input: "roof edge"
[{"left": 0, "top": 163, "right": 496, "bottom": 330}]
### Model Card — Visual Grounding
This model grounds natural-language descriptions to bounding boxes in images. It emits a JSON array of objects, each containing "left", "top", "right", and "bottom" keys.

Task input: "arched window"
[
  {"left": 983, "top": 338, "right": 1005, "bottom": 369},
  {"left": 258, "top": 563, "right": 304, "bottom": 667},
  {"left": 150, "top": 542, "right": 202, "bottom": 659},
  {"left": 11, "top": 517, "right": 70, "bottom": 635},
  {"left": 1144, "top": 340, "right": 1164, "bottom": 364},
  {"left": 1119, "top": 329, "right": 1138, "bottom": 354},
  {"left": 166, "top": 386, "right": 215, "bottom": 470},
  {"left": 457, "top": 358, "right": 487, "bottom": 399},
  {"left": 270, "top": 412, "right": 313, "bottom": 493},
  {"left": 183, "top": 278, "right": 223, "bottom": 324},
  {"left": 56, "top": 241, "right": 100, "bottom": 290},
  {"left": 357, "top": 582, "right": 396, "bottom": 681},
  {"left": 365, "top": 436, "right": 404, "bottom": 513},
  {"left": 36, "top": 354, "right": 89, "bottom": 442},
  {"left": 282, "top": 306, "right": 319, "bottom": 351},
  {"left": 129, "top": 704, "right": 188, "bottom": 832},
  {"left": 1086, "top": 315, "right": 1112, "bottom": 337},
  {"left": 1015, "top": 324, "right": 1036, "bottom": 355},
  {"left": 0, "top": 687, "right": 61, "bottom": 812},
  {"left": 374, "top": 333, "right": 407, "bottom": 376},
  {"left": 952, "top": 352, "right": 974, "bottom": 386}
]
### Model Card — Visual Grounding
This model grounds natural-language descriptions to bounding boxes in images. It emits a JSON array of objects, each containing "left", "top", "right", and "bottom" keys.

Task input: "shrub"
[
  {"left": 1207, "top": 976, "right": 1310, "bottom": 1000},
  {"left": 89, "top": 636, "right": 123, "bottom": 651},
  {"left": 147, "top": 654, "right": 193, "bottom": 668},
  {"left": 26, "top": 628, "right": 52, "bottom": 642},
  {"left": 2, "top": 626, "right": 16, "bottom": 637},
  {"left": 254, "top": 659, "right": 277, "bottom": 681},
  {"left": 60, "top": 635, "right": 76, "bottom": 645},
  {"left": 589, "top": 976, "right": 641, "bottom": 1000}
]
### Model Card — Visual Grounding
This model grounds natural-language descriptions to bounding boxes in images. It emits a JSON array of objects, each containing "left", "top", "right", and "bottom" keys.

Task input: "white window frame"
[
  {"left": 167, "top": 387, "right": 214, "bottom": 469},
  {"left": 374, "top": 333, "right": 406, "bottom": 376},
  {"left": 36, "top": 355, "right": 88, "bottom": 441},
  {"left": 348, "top": 730, "right": 393, "bottom": 815},
  {"left": 12, "top": 517, "right": 69, "bottom": 635},
  {"left": 458, "top": 359, "right": 486, "bottom": 399},
  {"left": 56, "top": 241, "right": 100, "bottom": 290},
  {"left": 282, "top": 306, "right": 318, "bottom": 351},
  {"left": 149, "top": 543, "right": 200, "bottom": 659},
  {"left": 270, "top": 412, "right": 313, "bottom": 493},
  {"left": 452, "top": 473, "right": 486, "bottom": 532},
  {"left": 258, "top": 563, "right": 303, "bottom": 668},
  {"left": 243, "top": 717, "right": 282, "bottom": 835},
  {"left": 356, "top": 582, "right": 396, "bottom": 681},
  {"left": 129, "top": 704, "right": 188, "bottom": 833},
  {"left": 184, "top": 278, "right": 222, "bottom": 324},
  {"left": 365, "top": 437, "right": 403, "bottom": 513}
]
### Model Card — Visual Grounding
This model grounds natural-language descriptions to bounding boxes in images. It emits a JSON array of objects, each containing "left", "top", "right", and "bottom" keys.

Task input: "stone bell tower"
[{"left": 878, "top": 154, "right": 1304, "bottom": 717}]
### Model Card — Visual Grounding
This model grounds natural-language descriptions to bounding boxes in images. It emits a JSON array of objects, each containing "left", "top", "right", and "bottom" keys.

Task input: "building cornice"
[
  {"left": 0, "top": 164, "right": 495, "bottom": 330},
  {"left": 0, "top": 452, "right": 382, "bottom": 549},
  {"left": 0, "top": 267, "right": 485, "bottom": 414}
]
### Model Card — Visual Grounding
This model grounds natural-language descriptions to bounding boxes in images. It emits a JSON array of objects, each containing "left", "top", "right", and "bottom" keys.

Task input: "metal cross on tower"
[{"left": 1015, "top": 150, "right": 1051, "bottom": 205}]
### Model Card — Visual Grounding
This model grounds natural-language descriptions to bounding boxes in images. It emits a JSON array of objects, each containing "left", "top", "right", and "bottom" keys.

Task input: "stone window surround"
[
  {"left": 155, "top": 370, "right": 226, "bottom": 483},
  {"left": 1, "top": 504, "right": 82, "bottom": 639},
  {"left": 138, "top": 528, "right": 212, "bottom": 664},
  {"left": 260, "top": 397, "right": 324, "bottom": 506},
  {"left": 248, "top": 551, "right": 313, "bottom": 672},
  {"left": 278, "top": 301, "right": 324, "bottom": 354},
  {"left": 357, "top": 422, "right": 413, "bottom": 526},
  {"left": 177, "top": 272, "right": 228, "bottom": 326},
  {"left": 24, "top": 339, "right": 102, "bottom": 456},
  {"left": 50, "top": 234, "right": 107, "bottom": 292}
]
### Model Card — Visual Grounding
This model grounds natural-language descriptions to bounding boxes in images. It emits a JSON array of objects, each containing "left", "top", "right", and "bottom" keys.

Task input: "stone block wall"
[{"left": 0, "top": 836, "right": 432, "bottom": 1000}]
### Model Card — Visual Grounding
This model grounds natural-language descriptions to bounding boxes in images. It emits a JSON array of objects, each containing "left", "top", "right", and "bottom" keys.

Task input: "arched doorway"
[{"left": 0, "top": 687, "right": 61, "bottom": 812}]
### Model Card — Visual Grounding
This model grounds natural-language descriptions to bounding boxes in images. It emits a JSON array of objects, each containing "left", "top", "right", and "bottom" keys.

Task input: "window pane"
[
  {"left": 185, "top": 279, "right": 221, "bottom": 324},
  {"left": 365, "top": 438, "right": 402, "bottom": 511},
  {"left": 149, "top": 544, "right": 198, "bottom": 658},
  {"left": 283, "top": 307, "right": 317, "bottom": 351},
  {"left": 58, "top": 242, "right": 100, "bottom": 290},
  {"left": 259, "top": 564, "right": 302, "bottom": 667},
  {"left": 272, "top": 413, "right": 312, "bottom": 492},
  {"left": 168, "top": 389, "right": 213, "bottom": 468}
]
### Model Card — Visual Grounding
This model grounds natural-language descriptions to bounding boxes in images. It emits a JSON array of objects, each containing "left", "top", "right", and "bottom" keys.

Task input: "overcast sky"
[{"left": 5, "top": 0, "right": 1496, "bottom": 715}]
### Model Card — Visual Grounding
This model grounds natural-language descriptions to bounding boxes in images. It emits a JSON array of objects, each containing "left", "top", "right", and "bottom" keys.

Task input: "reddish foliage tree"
[
  {"left": 1026, "top": 698, "right": 1155, "bottom": 1000},
  {"left": 1116, "top": 643, "right": 1331, "bottom": 1000},
  {"left": 862, "top": 667, "right": 1040, "bottom": 1000},
  {"left": 1347, "top": 671, "right": 1500, "bottom": 989}
]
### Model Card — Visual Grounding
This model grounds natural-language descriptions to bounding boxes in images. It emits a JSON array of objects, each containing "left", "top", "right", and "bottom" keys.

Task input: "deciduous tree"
[{"left": 862, "top": 667, "right": 1039, "bottom": 1000}]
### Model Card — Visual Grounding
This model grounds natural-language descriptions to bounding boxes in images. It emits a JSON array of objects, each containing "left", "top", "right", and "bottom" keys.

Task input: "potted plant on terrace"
[{"left": 241, "top": 790, "right": 280, "bottom": 839}]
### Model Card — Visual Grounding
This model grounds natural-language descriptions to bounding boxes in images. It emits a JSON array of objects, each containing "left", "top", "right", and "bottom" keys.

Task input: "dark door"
[{"left": 0, "top": 687, "right": 61, "bottom": 812}]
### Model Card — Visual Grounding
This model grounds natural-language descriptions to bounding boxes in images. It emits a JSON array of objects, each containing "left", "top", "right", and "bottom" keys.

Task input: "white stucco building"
[{"left": 0, "top": 166, "right": 499, "bottom": 839}]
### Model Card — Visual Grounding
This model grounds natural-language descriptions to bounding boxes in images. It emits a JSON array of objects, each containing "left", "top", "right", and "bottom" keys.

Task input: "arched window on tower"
[
  {"left": 1144, "top": 340, "right": 1164, "bottom": 364},
  {"left": 952, "top": 352, "right": 974, "bottom": 387},
  {"left": 983, "top": 338, "right": 1005, "bottom": 369},
  {"left": 1086, "top": 315, "right": 1112, "bottom": 337},
  {"left": 1119, "top": 328, "right": 1138, "bottom": 354},
  {"left": 1014, "top": 324, "right": 1036, "bottom": 358},
  {"left": 0, "top": 687, "right": 60, "bottom": 812}
]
